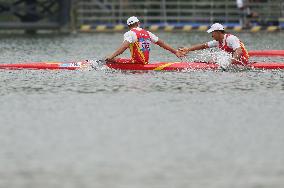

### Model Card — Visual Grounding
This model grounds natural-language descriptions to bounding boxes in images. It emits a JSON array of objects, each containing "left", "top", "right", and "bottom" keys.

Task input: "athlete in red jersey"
[
  {"left": 179, "top": 23, "right": 249, "bottom": 66},
  {"left": 106, "top": 16, "right": 183, "bottom": 64}
]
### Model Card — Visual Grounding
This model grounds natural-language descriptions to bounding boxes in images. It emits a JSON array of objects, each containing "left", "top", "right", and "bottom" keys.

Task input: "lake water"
[{"left": 0, "top": 31, "right": 284, "bottom": 188}]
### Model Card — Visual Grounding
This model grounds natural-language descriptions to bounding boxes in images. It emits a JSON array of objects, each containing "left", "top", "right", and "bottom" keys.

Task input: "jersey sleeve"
[
  {"left": 227, "top": 35, "right": 241, "bottom": 50},
  {"left": 147, "top": 31, "right": 159, "bottom": 43},
  {"left": 207, "top": 40, "right": 219, "bottom": 48},
  {"left": 123, "top": 31, "right": 137, "bottom": 43}
]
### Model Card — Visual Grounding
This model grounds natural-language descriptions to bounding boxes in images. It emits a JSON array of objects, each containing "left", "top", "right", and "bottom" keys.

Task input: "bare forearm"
[
  {"left": 156, "top": 39, "right": 177, "bottom": 54},
  {"left": 108, "top": 41, "right": 130, "bottom": 60},
  {"left": 186, "top": 43, "right": 209, "bottom": 52},
  {"left": 109, "top": 47, "right": 128, "bottom": 59}
]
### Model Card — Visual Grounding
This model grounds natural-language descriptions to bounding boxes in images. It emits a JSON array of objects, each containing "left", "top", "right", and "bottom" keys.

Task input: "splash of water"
[
  {"left": 213, "top": 51, "right": 232, "bottom": 69},
  {"left": 83, "top": 59, "right": 107, "bottom": 70},
  {"left": 184, "top": 49, "right": 232, "bottom": 69}
]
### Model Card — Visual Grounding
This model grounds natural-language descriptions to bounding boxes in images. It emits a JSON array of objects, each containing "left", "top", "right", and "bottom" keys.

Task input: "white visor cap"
[
  {"left": 207, "top": 23, "right": 225, "bottom": 33},
  {"left": 127, "top": 16, "right": 139, "bottom": 26}
]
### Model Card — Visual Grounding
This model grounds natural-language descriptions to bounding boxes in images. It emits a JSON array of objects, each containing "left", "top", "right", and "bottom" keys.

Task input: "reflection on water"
[{"left": 0, "top": 32, "right": 284, "bottom": 188}]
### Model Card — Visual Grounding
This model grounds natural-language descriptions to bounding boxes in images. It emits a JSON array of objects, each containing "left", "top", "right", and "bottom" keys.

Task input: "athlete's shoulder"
[
  {"left": 146, "top": 30, "right": 155, "bottom": 35},
  {"left": 123, "top": 30, "right": 137, "bottom": 43},
  {"left": 226, "top": 34, "right": 240, "bottom": 44},
  {"left": 226, "top": 34, "right": 239, "bottom": 40},
  {"left": 124, "top": 30, "right": 135, "bottom": 36},
  {"left": 226, "top": 34, "right": 241, "bottom": 49},
  {"left": 131, "top": 27, "right": 143, "bottom": 31}
]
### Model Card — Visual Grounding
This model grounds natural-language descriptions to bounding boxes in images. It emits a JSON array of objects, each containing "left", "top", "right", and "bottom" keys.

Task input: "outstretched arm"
[
  {"left": 179, "top": 43, "right": 209, "bottom": 55},
  {"left": 155, "top": 39, "right": 183, "bottom": 58},
  {"left": 106, "top": 41, "right": 130, "bottom": 61}
]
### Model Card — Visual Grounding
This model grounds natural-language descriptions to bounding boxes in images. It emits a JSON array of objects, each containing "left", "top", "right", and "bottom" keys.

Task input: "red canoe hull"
[
  {"left": 250, "top": 62, "right": 284, "bottom": 69},
  {"left": 249, "top": 50, "right": 284, "bottom": 57},
  {"left": 1, "top": 49, "right": 284, "bottom": 71},
  {"left": 1, "top": 60, "right": 283, "bottom": 71},
  {"left": 106, "top": 61, "right": 219, "bottom": 71},
  {"left": 0, "top": 61, "right": 88, "bottom": 70}
]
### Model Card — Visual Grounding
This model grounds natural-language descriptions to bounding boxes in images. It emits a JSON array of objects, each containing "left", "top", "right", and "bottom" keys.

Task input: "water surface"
[{"left": 0, "top": 32, "right": 284, "bottom": 188}]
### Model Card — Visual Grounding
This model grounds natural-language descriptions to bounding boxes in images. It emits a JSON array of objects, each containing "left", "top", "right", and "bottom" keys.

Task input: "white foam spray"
[{"left": 214, "top": 50, "right": 232, "bottom": 69}]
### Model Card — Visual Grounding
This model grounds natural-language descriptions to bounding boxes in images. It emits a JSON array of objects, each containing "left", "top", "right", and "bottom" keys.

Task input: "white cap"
[
  {"left": 207, "top": 23, "right": 225, "bottom": 33},
  {"left": 127, "top": 16, "right": 139, "bottom": 26}
]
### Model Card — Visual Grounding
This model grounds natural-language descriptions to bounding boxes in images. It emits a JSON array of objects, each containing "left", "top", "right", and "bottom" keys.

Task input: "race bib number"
[{"left": 139, "top": 38, "right": 151, "bottom": 52}]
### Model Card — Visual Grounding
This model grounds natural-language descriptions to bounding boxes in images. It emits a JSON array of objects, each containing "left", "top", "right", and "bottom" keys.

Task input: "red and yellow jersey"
[
  {"left": 129, "top": 28, "right": 151, "bottom": 64},
  {"left": 218, "top": 34, "right": 249, "bottom": 65}
]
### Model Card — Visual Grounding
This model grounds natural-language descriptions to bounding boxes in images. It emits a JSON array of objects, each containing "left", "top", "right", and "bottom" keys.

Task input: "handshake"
[{"left": 174, "top": 47, "right": 190, "bottom": 59}]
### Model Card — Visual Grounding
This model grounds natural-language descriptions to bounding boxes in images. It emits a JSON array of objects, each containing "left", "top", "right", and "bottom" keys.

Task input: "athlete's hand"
[
  {"left": 174, "top": 50, "right": 185, "bottom": 59},
  {"left": 178, "top": 47, "right": 189, "bottom": 56},
  {"left": 105, "top": 56, "right": 113, "bottom": 62},
  {"left": 178, "top": 47, "right": 188, "bottom": 55}
]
